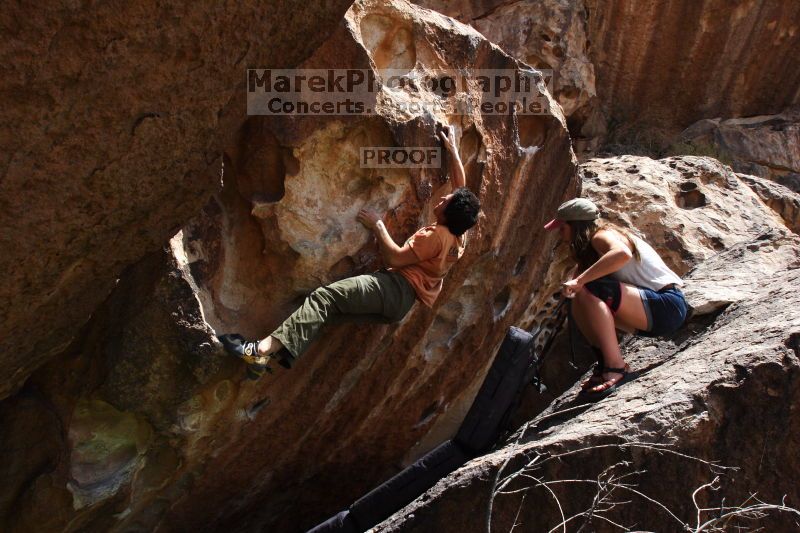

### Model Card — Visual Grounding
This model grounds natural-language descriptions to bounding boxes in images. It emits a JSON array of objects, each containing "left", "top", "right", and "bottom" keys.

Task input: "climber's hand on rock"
[
  {"left": 438, "top": 126, "right": 456, "bottom": 153},
  {"left": 561, "top": 278, "right": 583, "bottom": 299},
  {"left": 357, "top": 209, "right": 381, "bottom": 230}
]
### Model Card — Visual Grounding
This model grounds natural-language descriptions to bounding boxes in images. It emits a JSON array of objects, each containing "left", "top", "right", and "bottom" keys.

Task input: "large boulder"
[
  {"left": 738, "top": 173, "right": 800, "bottom": 234},
  {"left": 413, "top": 0, "right": 599, "bottom": 149},
  {"left": 0, "top": 0, "right": 577, "bottom": 531},
  {"left": 679, "top": 107, "right": 800, "bottom": 192},
  {"left": 578, "top": 155, "right": 792, "bottom": 273},
  {"left": 0, "top": 0, "right": 354, "bottom": 401},
  {"left": 414, "top": 0, "right": 596, "bottom": 119},
  {"left": 374, "top": 155, "right": 800, "bottom": 531},
  {"left": 411, "top": 0, "right": 800, "bottom": 154}
]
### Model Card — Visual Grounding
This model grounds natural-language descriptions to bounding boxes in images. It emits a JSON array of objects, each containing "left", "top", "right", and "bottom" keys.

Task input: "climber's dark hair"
[{"left": 443, "top": 187, "right": 480, "bottom": 236}]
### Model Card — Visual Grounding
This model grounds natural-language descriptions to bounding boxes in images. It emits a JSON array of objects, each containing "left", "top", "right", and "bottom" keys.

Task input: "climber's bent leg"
[{"left": 270, "top": 270, "right": 416, "bottom": 364}]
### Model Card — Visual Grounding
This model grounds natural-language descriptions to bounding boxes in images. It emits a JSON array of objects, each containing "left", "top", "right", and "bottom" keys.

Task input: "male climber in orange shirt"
[{"left": 219, "top": 127, "right": 480, "bottom": 377}]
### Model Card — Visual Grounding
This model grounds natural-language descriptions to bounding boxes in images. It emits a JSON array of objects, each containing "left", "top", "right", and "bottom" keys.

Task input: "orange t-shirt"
[{"left": 392, "top": 224, "right": 466, "bottom": 307}]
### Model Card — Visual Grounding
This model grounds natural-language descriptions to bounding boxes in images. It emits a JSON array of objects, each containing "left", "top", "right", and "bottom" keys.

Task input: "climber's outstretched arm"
[
  {"left": 438, "top": 126, "right": 466, "bottom": 190},
  {"left": 357, "top": 209, "right": 420, "bottom": 268}
]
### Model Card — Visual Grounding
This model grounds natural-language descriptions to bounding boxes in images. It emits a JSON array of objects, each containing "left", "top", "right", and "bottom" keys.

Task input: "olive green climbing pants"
[{"left": 270, "top": 270, "right": 417, "bottom": 365}]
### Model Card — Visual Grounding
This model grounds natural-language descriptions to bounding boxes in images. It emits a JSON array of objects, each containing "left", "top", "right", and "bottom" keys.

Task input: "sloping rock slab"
[{"left": 375, "top": 193, "right": 800, "bottom": 532}]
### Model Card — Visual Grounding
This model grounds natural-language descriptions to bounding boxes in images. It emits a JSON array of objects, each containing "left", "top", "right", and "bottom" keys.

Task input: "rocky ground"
[{"left": 376, "top": 156, "right": 800, "bottom": 531}]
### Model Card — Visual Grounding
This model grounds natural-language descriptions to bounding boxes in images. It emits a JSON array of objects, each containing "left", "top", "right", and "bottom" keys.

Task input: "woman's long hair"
[{"left": 569, "top": 219, "right": 641, "bottom": 272}]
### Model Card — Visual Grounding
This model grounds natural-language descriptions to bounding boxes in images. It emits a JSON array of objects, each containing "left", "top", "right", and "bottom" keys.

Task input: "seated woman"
[{"left": 544, "top": 198, "right": 688, "bottom": 400}]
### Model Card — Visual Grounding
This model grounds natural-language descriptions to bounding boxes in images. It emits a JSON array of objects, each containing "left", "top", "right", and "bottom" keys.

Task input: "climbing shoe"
[{"left": 218, "top": 333, "right": 274, "bottom": 380}]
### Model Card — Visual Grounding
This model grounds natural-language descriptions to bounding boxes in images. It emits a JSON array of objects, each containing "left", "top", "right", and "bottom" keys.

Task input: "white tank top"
[{"left": 611, "top": 235, "right": 683, "bottom": 291}]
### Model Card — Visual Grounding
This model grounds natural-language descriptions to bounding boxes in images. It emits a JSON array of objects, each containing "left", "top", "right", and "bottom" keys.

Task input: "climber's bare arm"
[
  {"left": 357, "top": 209, "right": 419, "bottom": 268},
  {"left": 438, "top": 126, "right": 466, "bottom": 190}
]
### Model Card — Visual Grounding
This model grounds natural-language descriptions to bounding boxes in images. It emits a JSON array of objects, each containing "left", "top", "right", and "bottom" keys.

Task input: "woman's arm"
[
  {"left": 566, "top": 264, "right": 578, "bottom": 280},
  {"left": 563, "top": 230, "right": 633, "bottom": 296},
  {"left": 578, "top": 230, "right": 633, "bottom": 283},
  {"left": 560, "top": 264, "right": 579, "bottom": 297}
]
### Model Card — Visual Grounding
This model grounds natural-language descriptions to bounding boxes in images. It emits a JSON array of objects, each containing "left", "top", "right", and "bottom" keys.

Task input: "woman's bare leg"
[
  {"left": 257, "top": 335, "right": 284, "bottom": 357},
  {"left": 570, "top": 287, "right": 626, "bottom": 391}
]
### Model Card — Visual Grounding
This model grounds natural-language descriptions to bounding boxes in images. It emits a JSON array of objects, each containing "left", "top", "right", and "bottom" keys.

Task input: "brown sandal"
[
  {"left": 580, "top": 348, "right": 607, "bottom": 390},
  {"left": 577, "top": 364, "right": 639, "bottom": 403},
  {"left": 580, "top": 364, "right": 605, "bottom": 390}
]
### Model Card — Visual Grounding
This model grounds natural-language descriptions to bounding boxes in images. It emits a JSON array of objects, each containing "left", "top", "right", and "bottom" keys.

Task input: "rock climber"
[
  {"left": 544, "top": 198, "right": 688, "bottom": 401},
  {"left": 218, "top": 126, "right": 480, "bottom": 378}
]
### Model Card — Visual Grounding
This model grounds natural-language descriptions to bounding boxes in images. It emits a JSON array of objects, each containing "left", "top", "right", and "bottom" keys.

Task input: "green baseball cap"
[{"left": 544, "top": 198, "right": 599, "bottom": 230}]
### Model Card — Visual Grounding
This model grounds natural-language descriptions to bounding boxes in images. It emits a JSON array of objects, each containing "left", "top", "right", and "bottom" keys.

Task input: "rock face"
[
  {"left": 375, "top": 155, "right": 800, "bottom": 532},
  {"left": 0, "top": 0, "right": 577, "bottom": 531},
  {"left": 585, "top": 0, "right": 800, "bottom": 131},
  {"left": 578, "top": 155, "right": 793, "bottom": 273},
  {"left": 0, "top": 0, "right": 354, "bottom": 401},
  {"left": 739, "top": 174, "right": 800, "bottom": 234},
  {"left": 425, "top": 0, "right": 596, "bottom": 120},
  {"left": 413, "top": 0, "right": 599, "bottom": 146},
  {"left": 679, "top": 107, "right": 800, "bottom": 191},
  {"left": 412, "top": 0, "right": 800, "bottom": 153},
  {"left": 5, "top": 1, "right": 797, "bottom": 531}
]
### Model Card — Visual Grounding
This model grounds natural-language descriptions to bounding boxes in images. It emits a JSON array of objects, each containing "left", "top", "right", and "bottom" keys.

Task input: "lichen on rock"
[{"left": 67, "top": 399, "right": 152, "bottom": 510}]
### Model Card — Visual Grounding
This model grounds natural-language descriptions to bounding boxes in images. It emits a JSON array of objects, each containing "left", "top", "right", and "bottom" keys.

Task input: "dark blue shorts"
[
  {"left": 638, "top": 286, "right": 688, "bottom": 337},
  {"left": 584, "top": 277, "right": 688, "bottom": 338}
]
